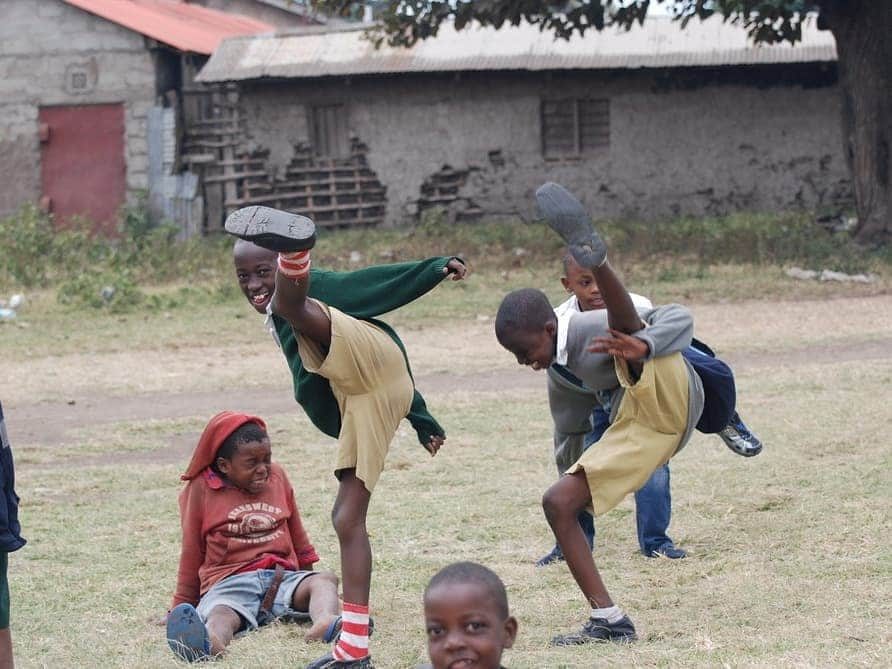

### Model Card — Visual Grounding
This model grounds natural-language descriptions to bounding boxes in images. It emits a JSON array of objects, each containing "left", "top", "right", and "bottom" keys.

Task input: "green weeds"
[
  {"left": 0, "top": 199, "right": 232, "bottom": 312},
  {"left": 0, "top": 203, "right": 887, "bottom": 314}
]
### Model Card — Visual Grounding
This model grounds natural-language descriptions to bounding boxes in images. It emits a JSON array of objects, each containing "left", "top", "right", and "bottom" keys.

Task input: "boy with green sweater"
[{"left": 229, "top": 206, "right": 467, "bottom": 669}]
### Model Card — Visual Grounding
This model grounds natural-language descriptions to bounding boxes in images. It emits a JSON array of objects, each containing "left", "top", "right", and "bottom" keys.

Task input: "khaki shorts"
[
  {"left": 297, "top": 301, "right": 414, "bottom": 492},
  {"left": 566, "top": 353, "right": 690, "bottom": 516}
]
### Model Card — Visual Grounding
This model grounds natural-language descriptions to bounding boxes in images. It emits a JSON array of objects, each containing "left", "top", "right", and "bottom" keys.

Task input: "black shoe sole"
[
  {"left": 535, "top": 182, "right": 607, "bottom": 267},
  {"left": 225, "top": 205, "right": 316, "bottom": 252},
  {"left": 549, "top": 631, "right": 638, "bottom": 646}
]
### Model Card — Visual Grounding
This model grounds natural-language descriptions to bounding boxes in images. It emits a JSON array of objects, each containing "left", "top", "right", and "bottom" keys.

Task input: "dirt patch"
[{"left": 11, "top": 335, "right": 892, "bottom": 469}]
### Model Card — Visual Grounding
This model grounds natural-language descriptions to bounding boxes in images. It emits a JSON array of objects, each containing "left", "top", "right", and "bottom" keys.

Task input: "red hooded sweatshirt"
[{"left": 170, "top": 412, "right": 320, "bottom": 609}]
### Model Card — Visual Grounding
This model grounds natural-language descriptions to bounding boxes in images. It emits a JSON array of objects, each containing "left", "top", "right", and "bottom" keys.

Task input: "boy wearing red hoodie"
[{"left": 166, "top": 411, "right": 341, "bottom": 662}]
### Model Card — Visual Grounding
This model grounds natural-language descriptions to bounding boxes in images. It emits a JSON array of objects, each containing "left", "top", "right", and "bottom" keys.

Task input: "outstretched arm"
[{"left": 308, "top": 256, "right": 466, "bottom": 318}]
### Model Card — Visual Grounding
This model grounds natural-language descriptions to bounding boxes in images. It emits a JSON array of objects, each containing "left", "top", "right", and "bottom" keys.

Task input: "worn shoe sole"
[
  {"left": 166, "top": 603, "right": 210, "bottom": 662},
  {"left": 550, "top": 625, "right": 637, "bottom": 646},
  {"left": 304, "top": 652, "right": 376, "bottom": 668},
  {"left": 535, "top": 182, "right": 607, "bottom": 268},
  {"left": 225, "top": 205, "right": 316, "bottom": 252}
]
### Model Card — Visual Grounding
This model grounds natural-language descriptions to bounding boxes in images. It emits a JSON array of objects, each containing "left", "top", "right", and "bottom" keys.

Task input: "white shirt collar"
[
  {"left": 552, "top": 292, "right": 653, "bottom": 365},
  {"left": 553, "top": 295, "right": 579, "bottom": 365}
]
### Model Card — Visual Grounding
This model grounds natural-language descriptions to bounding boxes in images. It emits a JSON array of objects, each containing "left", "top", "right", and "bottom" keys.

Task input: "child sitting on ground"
[
  {"left": 419, "top": 562, "right": 518, "bottom": 669},
  {"left": 495, "top": 182, "right": 706, "bottom": 645},
  {"left": 166, "top": 411, "right": 340, "bottom": 662},
  {"left": 537, "top": 252, "right": 763, "bottom": 565},
  {"left": 227, "top": 206, "right": 467, "bottom": 669}
]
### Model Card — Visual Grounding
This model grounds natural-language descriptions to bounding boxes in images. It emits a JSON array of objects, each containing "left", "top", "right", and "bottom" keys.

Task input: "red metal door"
[{"left": 39, "top": 104, "right": 126, "bottom": 235}]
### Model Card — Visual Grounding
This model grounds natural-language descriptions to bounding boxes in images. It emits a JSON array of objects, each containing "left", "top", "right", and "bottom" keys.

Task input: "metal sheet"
[
  {"left": 39, "top": 103, "right": 126, "bottom": 235},
  {"left": 63, "top": 0, "right": 274, "bottom": 55},
  {"left": 197, "top": 16, "right": 836, "bottom": 82}
]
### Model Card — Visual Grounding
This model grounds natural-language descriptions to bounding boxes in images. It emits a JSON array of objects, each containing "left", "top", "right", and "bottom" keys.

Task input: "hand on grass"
[
  {"left": 152, "top": 612, "right": 169, "bottom": 626},
  {"left": 444, "top": 258, "right": 468, "bottom": 281},
  {"left": 425, "top": 435, "right": 444, "bottom": 456},
  {"left": 588, "top": 329, "right": 650, "bottom": 361}
]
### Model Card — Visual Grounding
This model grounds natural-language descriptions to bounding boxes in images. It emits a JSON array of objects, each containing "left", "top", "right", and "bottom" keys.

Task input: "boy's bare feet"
[
  {"left": 225, "top": 205, "right": 316, "bottom": 252},
  {"left": 305, "top": 612, "right": 343, "bottom": 642}
]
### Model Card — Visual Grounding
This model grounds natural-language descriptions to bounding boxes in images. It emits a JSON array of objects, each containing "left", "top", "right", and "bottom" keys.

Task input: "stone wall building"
[
  {"left": 196, "top": 18, "right": 851, "bottom": 228},
  {"left": 0, "top": 0, "right": 273, "bottom": 232}
]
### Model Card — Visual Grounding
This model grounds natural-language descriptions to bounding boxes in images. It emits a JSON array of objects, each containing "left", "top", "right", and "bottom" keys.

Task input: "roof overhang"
[
  {"left": 197, "top": 16, "right": 836, "bottom": 82},
  {"left": 63, "top": 0, "right": 274, "bottom": 55}
]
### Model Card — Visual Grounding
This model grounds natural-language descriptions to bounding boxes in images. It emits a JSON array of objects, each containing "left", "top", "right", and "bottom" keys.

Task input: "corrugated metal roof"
[
  {"left": 63, "top": 0, "right": 274, "bottom": 55},
  {"left": 197, "top": 15, "right": 836, "bottom": 82}
]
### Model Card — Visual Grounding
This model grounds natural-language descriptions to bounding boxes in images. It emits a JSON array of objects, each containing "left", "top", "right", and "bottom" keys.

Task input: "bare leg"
[
  {"left": 204, "top": 605, "right": 242, "bottom": 656},
  {"left": 542, "top": 472, "right": 614, "bottom": 608},
  {"left": 331, "top": 469, "right": 372, "bottom": 606},
  {"left": 291, "top": 572, "right": 341, "bottom": 641},
  {"left": 270, "top": 267, "right": 332, "bottom": 347}
]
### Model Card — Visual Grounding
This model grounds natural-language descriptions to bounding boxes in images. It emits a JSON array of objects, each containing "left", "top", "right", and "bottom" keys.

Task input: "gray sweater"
[{"left": 547, "top": 304, "right": 705, "bottom": 474}]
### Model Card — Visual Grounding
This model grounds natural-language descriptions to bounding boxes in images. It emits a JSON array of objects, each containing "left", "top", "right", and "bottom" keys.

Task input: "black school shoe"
[
  {"left": 224, "top": 205, "right": 316, "bottom": 252},
  {"left": 535, "top": 182, "right": 608, "bottom": 269},
  {"left": 304, "top": 653, "right": 375, "bottom": 669},
  {"left": 550, "top": 615, "right": 638, "bottom": 646}
]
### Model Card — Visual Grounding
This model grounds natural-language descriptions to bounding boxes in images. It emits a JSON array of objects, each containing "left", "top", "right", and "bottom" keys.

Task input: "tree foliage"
[
  {"left": 314, "top": 1, "right": 831, "bottom": 48},
  {"left": 311, "top": 1, "right": 890, "bottom": 246}
]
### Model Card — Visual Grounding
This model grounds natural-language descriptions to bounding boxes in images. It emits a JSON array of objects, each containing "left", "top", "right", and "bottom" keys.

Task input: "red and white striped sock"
[
  {"left": 332, "top": 602, "right": 370, "bottom": 661},
  {"left": 277, "top": 250, "right": 311, "bottom": 281}
]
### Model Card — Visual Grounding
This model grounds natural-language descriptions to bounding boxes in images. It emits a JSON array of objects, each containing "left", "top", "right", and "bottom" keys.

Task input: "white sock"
[{"left": 591, "top": 604, "right": 624, "bottom": 623}]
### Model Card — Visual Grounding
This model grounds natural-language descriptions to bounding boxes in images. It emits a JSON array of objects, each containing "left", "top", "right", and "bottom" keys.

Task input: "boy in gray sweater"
[{"left": 495, "top": 183, "right": 704, "bottom": 645}]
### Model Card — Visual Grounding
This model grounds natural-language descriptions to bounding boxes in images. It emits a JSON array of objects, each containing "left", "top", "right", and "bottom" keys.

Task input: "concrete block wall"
[
  {"left": 240, "top": 68, "right": 850, "bottom": 225},
  {"left": 0, "top": 0, "right": 158, "bottom": 216}
]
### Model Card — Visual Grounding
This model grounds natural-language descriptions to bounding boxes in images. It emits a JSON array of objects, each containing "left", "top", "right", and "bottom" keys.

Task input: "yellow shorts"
[
  {"left": 297, "top": 301, "right": 414, "bottom": 492},
  {"left": 566, "top": 353, "right": 690, "bottom": 516}
]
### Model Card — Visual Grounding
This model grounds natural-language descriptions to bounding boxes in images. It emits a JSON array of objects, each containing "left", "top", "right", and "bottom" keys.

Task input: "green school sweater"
[{"left": 271, "top": 256, "right": 454, "bottom": 449}]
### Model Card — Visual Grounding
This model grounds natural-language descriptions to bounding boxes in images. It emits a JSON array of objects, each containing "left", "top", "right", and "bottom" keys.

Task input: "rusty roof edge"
[
  {"left": 196, "top": 17, "right": 837, "bottom": 83},
  {"left": 63, "top": 0, "right": 274, "bottom": 55}
]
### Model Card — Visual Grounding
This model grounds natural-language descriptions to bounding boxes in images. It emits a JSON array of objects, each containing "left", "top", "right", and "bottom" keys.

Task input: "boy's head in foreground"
[
  {"left": 561, "top": 252, "right": 605, "bottom": 312},
  {"left": 211, "top": 421, "right": 272, "bottom": 496},
  {"left": 424, "top": 562, "right": 518, "bottom": 669},
  {"left": 495, "top": 288, "right": 557, "bottom": 371},
  {"left": 233, "top": 238, "right": 277, "bottom": 314}
]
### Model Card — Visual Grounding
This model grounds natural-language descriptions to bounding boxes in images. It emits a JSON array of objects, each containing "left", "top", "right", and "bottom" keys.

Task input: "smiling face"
[
  {"left": 425, "top": 582, "right": 517, "bottom": 669},
  {"left": 234, "top": 240, "right": 277, "bottom": 314},
  {"left": 561, "top": 255, "right": 605, "bottom": 312},
  {"left": 216, "top": 438, "right": 272, "bottom": 495}
]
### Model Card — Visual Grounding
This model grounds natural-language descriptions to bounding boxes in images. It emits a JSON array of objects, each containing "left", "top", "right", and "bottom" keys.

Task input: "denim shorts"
[{"left": 197, "top": 569, "right": 315, "bottom": 630}]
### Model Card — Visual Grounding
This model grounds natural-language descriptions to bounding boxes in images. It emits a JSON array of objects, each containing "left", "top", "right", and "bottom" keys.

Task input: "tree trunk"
[{"left": 822, "top": 1, "right": 892, "bottom": 247}]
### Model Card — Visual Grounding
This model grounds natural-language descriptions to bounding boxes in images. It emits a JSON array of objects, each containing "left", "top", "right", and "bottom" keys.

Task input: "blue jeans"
[{"left": 582, "top": 404, "right": 675, "bottom": 555}]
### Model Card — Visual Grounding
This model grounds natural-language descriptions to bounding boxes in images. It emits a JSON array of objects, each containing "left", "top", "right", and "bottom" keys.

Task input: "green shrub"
[
  {"left": 0, "top": 200, "right": 886, "bottom": 310},
  {"left": 601, "top": 211, "right": 875, "bottom": 272},
  {"left": 0, "top": 204, "right": 55, "bottom": 287},
  {"left": 56, "top": 270, "right": 143, "bottom": 312}
]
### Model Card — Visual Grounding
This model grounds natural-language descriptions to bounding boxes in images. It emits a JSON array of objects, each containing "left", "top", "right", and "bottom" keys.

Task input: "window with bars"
[
  {"left": 308, "top": 104, "right": 349, "bottom": 159},
  {"left": 541, "top": 98, "right": 610, "bottom": 159}
]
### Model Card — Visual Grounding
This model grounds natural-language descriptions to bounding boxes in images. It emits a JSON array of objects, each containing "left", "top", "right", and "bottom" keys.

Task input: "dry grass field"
[{"left": 1, "top": 266, "right": 890, "bottom": 668}]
